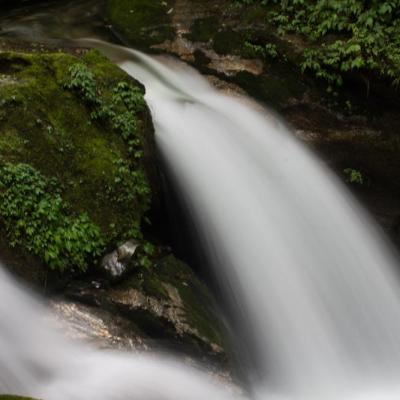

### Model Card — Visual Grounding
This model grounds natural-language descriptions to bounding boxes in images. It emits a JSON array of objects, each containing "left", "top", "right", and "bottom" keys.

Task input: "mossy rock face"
[
  {"left": 66, "top": 254, "right": 226, "bottom": 361},
  {"left": 106, "top": 0, "right": 176, "bottom": 49},
  {"left": 0, "top": 44, "right": 155, "bottom": 284},
  {"left": 124, "top": 254, "right": 224, "bottom": 352},
  {"left": 0, "top": 396, "right": 39, "bottom": 400}
]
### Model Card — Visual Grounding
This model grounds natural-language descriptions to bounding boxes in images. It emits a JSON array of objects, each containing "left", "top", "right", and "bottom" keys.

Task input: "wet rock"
[
  {"left": 66, "top": 254, "right": 226, "bottom": 363},
  {"left": 99, "top": 240, "right": 140, "bottom": 282},
  {"left": 49, "top": 297, "right": 150, "bottom": 351},
  {"left": 48, "top": 295, "right": 237, "bottom": 391}
]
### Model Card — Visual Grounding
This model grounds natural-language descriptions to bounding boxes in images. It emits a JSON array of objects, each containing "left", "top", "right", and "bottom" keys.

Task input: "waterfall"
[{"left": 2, "top": 38, "right": 400, "bottom": 400}]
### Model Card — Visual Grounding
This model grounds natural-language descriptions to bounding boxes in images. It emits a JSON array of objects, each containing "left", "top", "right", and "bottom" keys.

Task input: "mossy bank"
[{"left": 0, "top": 396, "right": 38, "bottom": 400}]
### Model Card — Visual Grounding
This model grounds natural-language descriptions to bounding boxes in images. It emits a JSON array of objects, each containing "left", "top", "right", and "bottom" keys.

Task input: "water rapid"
[{"left": 2, "top": 37, "right": 400, "bottom": 400}]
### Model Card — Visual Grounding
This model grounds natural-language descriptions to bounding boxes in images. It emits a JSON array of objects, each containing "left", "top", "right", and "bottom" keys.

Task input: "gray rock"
[
  {"left": 48, "top": 297, "right": 150, "bottom": 352},
  {"left": 118, "top": 239, "right": 139, "bottom": 261},
  {"left": 99, "top": 239, "right": 140, "bottom": 282}
]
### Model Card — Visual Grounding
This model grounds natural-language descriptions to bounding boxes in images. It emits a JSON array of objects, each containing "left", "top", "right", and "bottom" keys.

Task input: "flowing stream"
[{"left": 2, "top": 29, "right": 400, "bottom": 400}]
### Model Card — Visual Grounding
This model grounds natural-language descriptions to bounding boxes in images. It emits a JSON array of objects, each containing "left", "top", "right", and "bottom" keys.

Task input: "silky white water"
[
  {"left": 0, "top": 267, "right": 240, "bottom": 400},
  {"left": 2, "top": 39, "right": 400, "bottom": 400}
]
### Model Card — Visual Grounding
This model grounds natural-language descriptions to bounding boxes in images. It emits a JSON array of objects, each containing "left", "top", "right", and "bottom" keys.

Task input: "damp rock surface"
[{"left": 66, "top": 254, "right": 227, "bottom": 363}]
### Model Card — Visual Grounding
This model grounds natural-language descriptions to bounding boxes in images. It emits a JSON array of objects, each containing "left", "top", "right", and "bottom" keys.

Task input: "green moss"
[
  {"left": 0, "top": 129, "right": 28, "bottom": 157},
  {"left": 0, "top": 396, "right": 39, "bottom": 400},
  {"left": 159, "top": 256, "right": 222, "bottom": 345},
  {"left": 106, "top": 0, "right": 175, "bottom": 48},
  {"left": 0, "top": 48, "right": 154, "bottom": 275}
]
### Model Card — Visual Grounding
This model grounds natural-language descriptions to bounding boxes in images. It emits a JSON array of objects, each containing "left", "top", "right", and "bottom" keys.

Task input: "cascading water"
[
  {"left": 0, "top": 267, "right": 239, "bottom": 400},
  {"left": 2, "top": 35, "right": 400, "bottom": 400},
  {"left": 90, "top": 40, "right": 400, "bottom": 399}
]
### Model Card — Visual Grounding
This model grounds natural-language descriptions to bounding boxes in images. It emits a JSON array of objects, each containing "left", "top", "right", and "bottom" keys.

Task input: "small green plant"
[
  {"left": 106, "top": 158, "right": 151, "bottom": 207},
  {"left": 0, "top": 163, "right": 105, "bottom": 272},
  {"left": 65, "top": 64, "right": 98, "bottom": 104},
  {"left": 244, "top": 41, "right": 278, "bottom": 59},
  {"left": 113, "top": 81, "right": 146, "bottom": 114},
  {"left": 344, "top": 168, "right": 364, "bottom": 185},
  {"left": 137, "top": 241, "right": 157, "bottom": 269}
]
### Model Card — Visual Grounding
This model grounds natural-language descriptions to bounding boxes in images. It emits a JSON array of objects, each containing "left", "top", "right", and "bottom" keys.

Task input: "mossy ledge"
[
  {"left": 106, "top": 0, "right": 176, "bottom": 49},
  {"left": 67, "top": 253, "right": 227, "bottom": 361},
  {"left": 0, "top": 43, "right": 156, "bottom": 285},
  {"left": 0, "top": 396, "right": 39, "bottom": 400}
]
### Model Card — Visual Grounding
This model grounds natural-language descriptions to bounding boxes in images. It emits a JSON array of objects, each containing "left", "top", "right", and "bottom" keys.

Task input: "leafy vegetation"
[
  {"left": 66, "top": 62, "right": 155, "bottom": 270},
  {"left": 0, "top": 163, "right": 105, "bottom": 272},
  {"left": 344, "top": 168, "right": 364, "bottom": 185},
  {"left": 65, "top": 62, "right": 152, "bottom": 237},
  {"left": 234, "top": 0, "right": 400, "bottom": 88},
  {"left": 106, "top": 159, "right": 150, "bottom": 205},
  {"left": 135, "top": 241, "right": 157, "bottom": 269},
  {"left": 243, "top": 41, "right": 278, "bottom": 59},
  {"left": 65, "top": 63, "right": 98, "bottom": 103},
  {"left": 66, "top": 64, "right": 147, "bottom": 161}
]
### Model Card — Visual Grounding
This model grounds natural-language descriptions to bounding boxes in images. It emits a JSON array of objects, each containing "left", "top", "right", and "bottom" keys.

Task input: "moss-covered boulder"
[
  {"left": 106, "top": 0, "right": 175, "bottom": 49},
  {"left": 0, "top": 39, "right": 228, "bottom": 363},
  {"left": 0, "top": 44, "right": 155, "bottom": 284}
]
